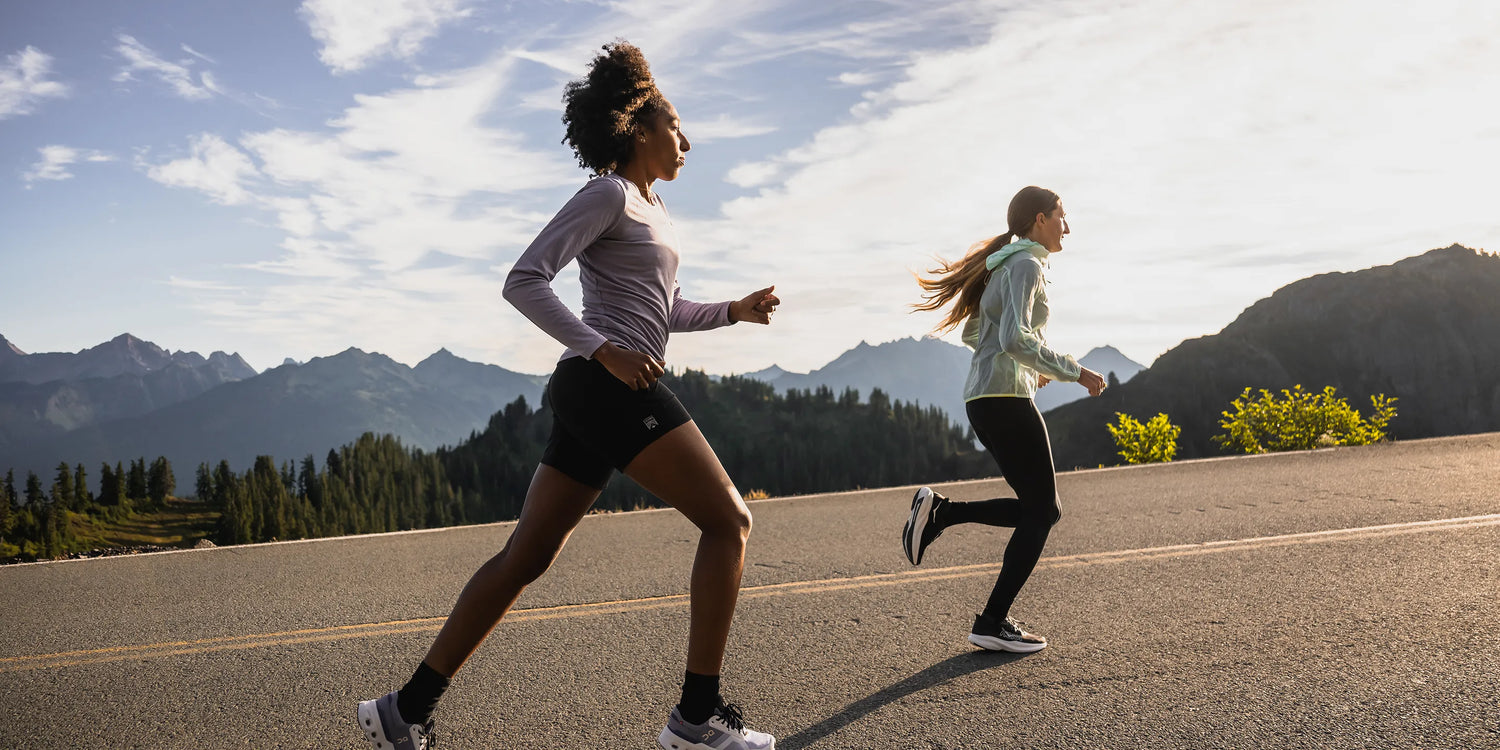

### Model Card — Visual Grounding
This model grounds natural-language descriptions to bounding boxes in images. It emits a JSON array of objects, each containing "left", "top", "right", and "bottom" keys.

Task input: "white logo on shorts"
[{"left": 643, "top": 415, "right": 659, "bottom": 430}]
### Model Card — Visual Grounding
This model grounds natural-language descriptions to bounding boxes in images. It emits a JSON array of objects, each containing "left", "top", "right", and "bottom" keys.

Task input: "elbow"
[{"left": 501, "top": 271, "right": 528, "bottom": 306}]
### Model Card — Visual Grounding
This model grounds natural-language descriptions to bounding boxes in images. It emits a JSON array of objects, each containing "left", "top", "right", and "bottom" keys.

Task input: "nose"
[
  {"left": 680, "top": 131, "right": 691, "bottom": 152},
  {"left": 1062, "top": 219, "right": 1070, "bottom": 235}
]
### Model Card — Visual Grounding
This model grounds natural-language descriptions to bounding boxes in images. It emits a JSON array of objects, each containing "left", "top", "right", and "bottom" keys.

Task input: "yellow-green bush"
[
  {"left": 1107, "top": 412, "right": 1181, "bottom": 464},
  {"left": 1213, "top": 385, "right": 1397, "bottom": 454}
]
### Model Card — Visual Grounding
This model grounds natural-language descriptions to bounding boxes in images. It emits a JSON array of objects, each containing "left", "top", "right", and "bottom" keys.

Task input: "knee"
[
  {"left": 1021, "top": 494, "right": 1062, "bottom": 528},
  {"left": 1039, "top": 497, "right": 1062, "bottom": 527},
  {"left": 495, "top": 542, "right": 557, "bottom": 586},
  {"left": 700, "top": 487, "right": 752, "bottom": 543}
]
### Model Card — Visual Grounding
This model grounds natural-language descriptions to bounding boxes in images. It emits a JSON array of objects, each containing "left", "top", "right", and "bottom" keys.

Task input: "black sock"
[
  {"left": 677, "top": 670, "right": 721, "bottom": 725},
  {"left": 396, "top": 661, "right": 451, "bottom": 726}
]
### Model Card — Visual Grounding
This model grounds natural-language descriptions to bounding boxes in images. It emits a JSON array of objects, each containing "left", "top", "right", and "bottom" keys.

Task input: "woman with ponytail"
[
  {"left": 356, "top": 41, "right": 778, "bottom": 750},
  {"left": 904, "top": 185, "right": 1106, "bottom": 652}
]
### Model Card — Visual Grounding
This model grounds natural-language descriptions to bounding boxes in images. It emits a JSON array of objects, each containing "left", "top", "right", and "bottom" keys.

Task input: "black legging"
[{"left": 943, "top": 396, "right": 1062, "bottom": 620}]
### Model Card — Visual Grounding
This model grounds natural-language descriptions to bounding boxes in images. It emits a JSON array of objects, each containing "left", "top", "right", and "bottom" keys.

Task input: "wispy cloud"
[
  {"left": 686, "top": 113, "right": 777, "bottom": 143},
  {"left": 143, "top": 134, "right": 259, "bottom": 205},
  {"left": 130, "top": 0, "right": 1499, "bottom": 375},
  {"left": 22, "top": 145, "right": 113, "bottom": 186},
  {"left": 1, "top": 46, "right": 69, "bottom": 119},
  {"left": 114, "top": 34, "right": 216, "bottom": 100},
  {"left": 299, "top": 0, "right": 474, "bottom": 74},
  {"left": 663, "top": 0, "right": 1500, "bottom": 371},
  {"left": 180, "top": 44, "right": 216, "bottom": 64}
]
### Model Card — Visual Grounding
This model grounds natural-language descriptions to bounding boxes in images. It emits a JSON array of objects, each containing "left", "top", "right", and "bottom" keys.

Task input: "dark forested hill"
[{"left": 1045, "top": 245, "right": 1500, "bottom": 469}]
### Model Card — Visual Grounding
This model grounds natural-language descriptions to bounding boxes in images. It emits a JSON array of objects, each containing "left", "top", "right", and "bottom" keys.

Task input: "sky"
[{"left": 3, "top": 0, "right": 1497, "bottom": 377}]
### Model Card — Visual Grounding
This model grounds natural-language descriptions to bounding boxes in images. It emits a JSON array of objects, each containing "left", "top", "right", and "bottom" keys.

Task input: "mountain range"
[
  {"left": 0, "top": 333, "right": 256, "bottom": 454},
  {"left": 1, "top": 343, "right": 544, "bottom": 480},
  {"left": 1, "top": 329, "right": 1135, "bottom": 483},
  {"left": 739, "top": 338, "right": 1144, "bottom": 422},
  {"left": 7, "top": 244, "right": 1491, "bottom": 483},
  {"left": 1044, "top": 244, "right": 1500, "bottom": 469}
]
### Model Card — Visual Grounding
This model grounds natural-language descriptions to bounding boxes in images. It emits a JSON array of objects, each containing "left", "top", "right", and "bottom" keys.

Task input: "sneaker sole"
[
  {"left": 904, "top": 488, "right": 935, "bottom": 565},
  {"left": 356, "top": 699, "right": 395, "bottom": 750},
  {"left": 968, "top": 632, "right": 1048, "bottom": 653}
]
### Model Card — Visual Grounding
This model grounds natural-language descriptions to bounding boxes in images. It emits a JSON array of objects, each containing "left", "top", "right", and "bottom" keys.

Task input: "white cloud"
[
  {"left": 180, "top": 44, "right": 217, "bottom": 64},
  {"left": 656, "top": 0, "right": 1500, "bottom": 372},
  {"left": 724, "top": 161, "right": 781, "bottom": 189},
  {"left": 144, "top": 134, "right": 260, "bottom": 205},
  {"left": 141, "top": 0, "right": 1499, "bottom": 377},
  {"left": 299, "top": 0, "right": 474, "bottom": 74},
  {"left": 23, "top": 145, "right": 114, "bottom": 186},
  {"left": 686, "top": 113, "right": 777, "bottom": 143},
  {"left": 114, "top": 34, "right": 216, "bottom": 100},
  {"left": 0, "top": 46, "right": 69, "bottom": 119}
]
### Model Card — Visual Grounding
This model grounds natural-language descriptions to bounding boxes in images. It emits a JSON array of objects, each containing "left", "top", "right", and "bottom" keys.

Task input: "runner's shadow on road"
[{"left": 778, "top": 650, "right": 1034, "bottom": 750}]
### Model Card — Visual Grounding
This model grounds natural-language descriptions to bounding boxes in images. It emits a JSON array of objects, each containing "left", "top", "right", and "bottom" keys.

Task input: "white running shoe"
[
  {"left": 356, "top": 690, "right": 435, "bottom": 749},
  {"left": 658, "top": 701, "right": 775, "bottom": 750}
]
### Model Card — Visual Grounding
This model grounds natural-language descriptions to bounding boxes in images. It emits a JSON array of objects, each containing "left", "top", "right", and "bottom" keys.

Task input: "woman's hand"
[
  {"left": 729, "top": 285, "right": 780, "bottom": 324},
  {"left": 593, "top": 342, "right": 666, "bottom": 391},
  {"left": 1078, "top": 367, "right": 1107, "bottom": 397}
]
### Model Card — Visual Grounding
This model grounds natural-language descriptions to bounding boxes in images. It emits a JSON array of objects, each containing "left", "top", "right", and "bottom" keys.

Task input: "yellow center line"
[{"left": 5, "top": 513, "right": 1498, "bottom": 674}]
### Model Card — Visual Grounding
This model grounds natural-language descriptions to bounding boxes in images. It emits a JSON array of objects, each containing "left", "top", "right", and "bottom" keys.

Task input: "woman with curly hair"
[
  {"left": 902, "top": 186, "right": 1105, "bottom": 653},
  {"left": 357, "top": 41, "right": 779, "bottom": 750}
]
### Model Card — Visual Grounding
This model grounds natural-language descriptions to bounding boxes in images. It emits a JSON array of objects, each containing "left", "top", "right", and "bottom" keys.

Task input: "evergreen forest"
[{"left": 2, "top": 371, "right": 993, "bottom": 559}]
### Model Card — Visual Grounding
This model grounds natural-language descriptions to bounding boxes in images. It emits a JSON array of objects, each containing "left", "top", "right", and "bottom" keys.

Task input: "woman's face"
[
  {"left": 637, "top": 102, "right": 691, "bottom": 181},
  {"left": 1030, "top": 202, "right": 1070, "bottom": 252}
]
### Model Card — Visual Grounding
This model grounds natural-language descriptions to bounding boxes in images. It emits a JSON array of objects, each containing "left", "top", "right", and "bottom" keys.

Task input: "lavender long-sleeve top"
[{"left": 503, "top": 173, "right": 734, "bottom": 363}]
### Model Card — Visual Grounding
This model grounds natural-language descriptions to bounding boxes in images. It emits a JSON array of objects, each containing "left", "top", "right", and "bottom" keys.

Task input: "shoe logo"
[
  {"left": 703, "top": 729, "right": 716, "bottom": 740},
  {"left": 643, "top": 415, "right": 659, "bottom": 430}
]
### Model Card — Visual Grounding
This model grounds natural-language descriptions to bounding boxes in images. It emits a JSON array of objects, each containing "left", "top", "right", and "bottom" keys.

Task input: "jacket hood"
[{"left": 985, "top": 238, "right": 1048, "bottom": 271}]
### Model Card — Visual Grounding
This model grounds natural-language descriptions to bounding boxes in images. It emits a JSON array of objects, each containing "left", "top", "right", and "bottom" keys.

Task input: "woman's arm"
[
  {"left": 989, "top": 258, "right": 1082, "bottom": 382},
  {"left": 502, "top": 180, "right": 625, "bottom": 359},
  {"left": 667, "top": 285, "right": 734, "bottom": 332}
]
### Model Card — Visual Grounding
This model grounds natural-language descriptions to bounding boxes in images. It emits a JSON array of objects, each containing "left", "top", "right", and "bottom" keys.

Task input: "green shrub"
[
  {"left": 1213, "top": 385, "right": 1397, "bottom": 454},
  {"left": 1107, "top": 412, "right": 1181, "bottom": 464}
]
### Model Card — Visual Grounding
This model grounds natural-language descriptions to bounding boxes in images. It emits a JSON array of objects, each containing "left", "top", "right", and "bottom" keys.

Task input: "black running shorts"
[{"left": 540, "top": 355, "right": 692, "bottom": 490}]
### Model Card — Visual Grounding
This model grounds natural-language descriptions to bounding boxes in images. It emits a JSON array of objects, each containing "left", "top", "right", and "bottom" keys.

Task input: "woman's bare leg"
[
  {"left": 624, "top": 421, "right": 751, "bottom": 675},
  {"left": 422, "top": 464, "right": 600, "bottom": 675}
]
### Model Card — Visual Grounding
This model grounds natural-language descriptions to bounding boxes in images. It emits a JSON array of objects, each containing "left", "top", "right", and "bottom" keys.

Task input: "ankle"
[{"left": 678, "top": 670, "right": 721, "bottom": 725}]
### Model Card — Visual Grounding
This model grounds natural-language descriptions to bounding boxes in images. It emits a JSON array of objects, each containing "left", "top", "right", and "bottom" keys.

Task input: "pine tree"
[
  {"left": 147, "top": 457, "right": 175, "bottom": 507},
  {"left": 0, "top": 469, "right": 13, "bottom": 535},
  {"left": 100, "top": 462, "right": 127, "bottom": 506},
  {"left": 51, "top": 462, "right": 75, "bottom": 511},
  {"left": 127, "top": 458, "right": 147, "bottom": 502},
  {"left": 24, "top": 472, "right": 45, "bottom": 507},
  {"left": 73, "top": 464, "right": 91, "bottom": 507},
  {"left": 195, "top": 463, "right": 212, "bottom": 502}
]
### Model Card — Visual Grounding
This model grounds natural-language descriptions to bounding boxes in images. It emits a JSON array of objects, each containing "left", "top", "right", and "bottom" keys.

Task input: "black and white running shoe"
[
  {"left": 357, "top": 690, "right": 436, "bottom": 749},
  {"left": 968, "top": 613, "right": 1047, "bottom": 653},
  {"left": 902, "top": 487, "right": 948, "bottom": 566}
]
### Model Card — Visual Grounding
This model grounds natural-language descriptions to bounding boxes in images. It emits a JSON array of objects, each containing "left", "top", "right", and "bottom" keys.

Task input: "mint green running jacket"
[{"left": 961, "top": 239, "right": 1082, "bottom": 402}]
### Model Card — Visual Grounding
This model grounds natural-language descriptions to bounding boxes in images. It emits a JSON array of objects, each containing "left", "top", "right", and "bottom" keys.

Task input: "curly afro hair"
[{"left": 561, "top": 41, "right": 670, "bottom": 175}]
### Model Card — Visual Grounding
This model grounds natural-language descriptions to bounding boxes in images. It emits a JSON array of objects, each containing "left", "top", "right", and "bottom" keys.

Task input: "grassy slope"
[{"left": 69, "top": 498, "right": 221, "bottom": 549}]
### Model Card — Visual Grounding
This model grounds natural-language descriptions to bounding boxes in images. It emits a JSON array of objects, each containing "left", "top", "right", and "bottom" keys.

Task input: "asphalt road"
[{"left": 2, "top": 433, "right": 1498, "bottom": 749}]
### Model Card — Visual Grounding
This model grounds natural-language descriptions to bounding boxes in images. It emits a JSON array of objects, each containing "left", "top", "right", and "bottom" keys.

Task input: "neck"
[{"left": 615, "top": 162, "right": 654, "bottom": 198}]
